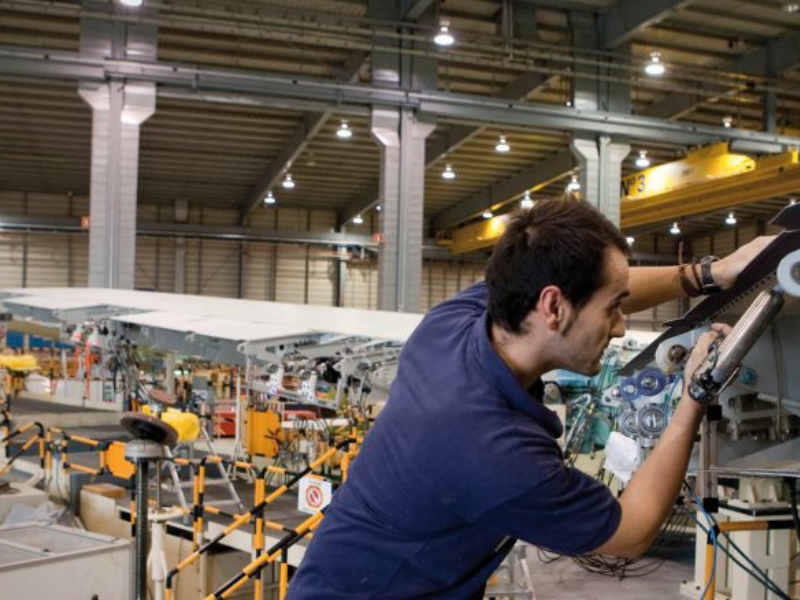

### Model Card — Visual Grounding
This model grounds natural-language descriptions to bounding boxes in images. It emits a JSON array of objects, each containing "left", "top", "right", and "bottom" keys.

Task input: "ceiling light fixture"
[
  {"left": 784, "top": 1, "right": 800, "bottom": 12},
  {"left": 670, "top": 222, "right": 681, "bottom": 235},
  {"left": 282, "top": 173, "right": 295, "bottom": 189},
  {"left": 566, "top": 175, "right": 580, "bottom": 192},
  {"left": 725, "top": 212, "right": 737, "bottom": 226},
  {"left": 336, "top": 120, "right": 353, "bottom": 139},
  {"left": 376, "top": 204, "right": 382, "bottom": 211},
  {"left": 119, "top": 0, "right": 143, "bottom": 6},
  {"left": 495, "top": 134, "right": 510, "bottom": 153},
  {"left": 434, "top": 22, "right": 455, "bottom": 47},
  {"left": 626, "top": 236, "right": 635, "bottom": 246},
  {"left": 520, "top": 190, "right": 534, "bottom": 210},
  {"left": 442, "top": 164, "right": 456, "bottom": 180},
  {"left": 645, "top": 51, "right": 666, "bottom": 76},
  {"left": 722, "top": 115, "right": 734, "bottom": 128},
  {"left": 263, "top": 190, "right": 276, "bottom": 206},
  {"left": 482, "top": 210, "right": 493, "bottom": 219},
  {"left": 352, "top": 214, "right": 364, "bottom": 225},
  {"left": 636, "top": 150, "right": 650, "bottom": 168}
]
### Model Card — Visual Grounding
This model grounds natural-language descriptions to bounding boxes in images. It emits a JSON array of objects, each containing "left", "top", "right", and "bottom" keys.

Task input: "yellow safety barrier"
[{"left": 702, "top": 519, "right": 793, "bottom": 600}]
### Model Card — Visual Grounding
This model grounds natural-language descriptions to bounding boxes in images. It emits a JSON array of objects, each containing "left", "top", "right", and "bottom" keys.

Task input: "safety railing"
[
  {"left": 165, "top": 438, "right": 353, "bottom": 600},
  {"left": 702, "top": 519, "right": 795, "bottom": 600},
  {"left": 0, "top": 408, "right": 360, "bottom": 600}
]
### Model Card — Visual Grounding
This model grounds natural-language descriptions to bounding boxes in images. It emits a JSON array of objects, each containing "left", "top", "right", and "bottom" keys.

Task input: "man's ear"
[{"left": 538, "top": 285, "right": 565, "bottom": 331}]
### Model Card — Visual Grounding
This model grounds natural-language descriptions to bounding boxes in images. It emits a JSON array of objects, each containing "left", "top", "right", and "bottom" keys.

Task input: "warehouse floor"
[{"left": 524, "top": 548, "right": 694, "bottom": 599}]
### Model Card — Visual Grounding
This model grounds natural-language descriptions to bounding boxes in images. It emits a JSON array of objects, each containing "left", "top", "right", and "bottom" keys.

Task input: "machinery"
[{"left": 548, "top": 205, "right": 800, "bottom": 599}]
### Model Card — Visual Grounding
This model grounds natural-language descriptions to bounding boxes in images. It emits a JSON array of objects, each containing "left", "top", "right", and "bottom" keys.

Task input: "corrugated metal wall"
[
  {"left": 421, "top": 260, "right": 486, "bottom": 312},
  {"left": 135, "top": 237, "right": 176, "bottom": 293},
  {"left": 0, "top": 192, "right": 470, "bottom": 312},
  {"left": 344, "top": 258, "right": 378, "bottom": 309}
]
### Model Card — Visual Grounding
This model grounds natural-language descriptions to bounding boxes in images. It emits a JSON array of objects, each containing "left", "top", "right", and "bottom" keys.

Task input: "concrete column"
[
  {"left": 80, "top": 0, "right": 157, "bottom": 289},
  {"left": 570, "top": 11, "right": 600, "bottom": 112},
  {"left": 569, "top": 10, "right": 630, "bottom": 226},
  {"left": 368, "top": 0, "right": 438, "bottom": 313},
  {"left": 372, "top": 107, "right": 435, "bottom": 313},
  {"left": 571, "top": 135, "right": 630, "bottom": 226},
  {"left": 80, "top": 82, "right": 155, "bottom": 288}
]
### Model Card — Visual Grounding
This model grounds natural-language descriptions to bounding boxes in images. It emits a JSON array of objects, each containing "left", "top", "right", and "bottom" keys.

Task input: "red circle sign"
[{"left": 306, "top": 485, "right": 324, "bottom": 508}]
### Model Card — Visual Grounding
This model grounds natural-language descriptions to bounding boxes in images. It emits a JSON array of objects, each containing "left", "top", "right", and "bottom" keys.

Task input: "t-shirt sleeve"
[{"left": 476, "top": 462, "right": 622, "bottom": 556}]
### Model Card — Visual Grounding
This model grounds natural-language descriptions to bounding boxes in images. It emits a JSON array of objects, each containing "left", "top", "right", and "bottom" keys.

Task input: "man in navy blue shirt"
[{"left": 288, "top": 198, "right": 770, "bottom": 599}]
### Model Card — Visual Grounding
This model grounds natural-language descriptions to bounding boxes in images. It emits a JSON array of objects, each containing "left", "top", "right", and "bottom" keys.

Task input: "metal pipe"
[
  {"left": 689, "top": 288, "right": 785, "bottom": 404},
  {"left": 135, "top": 460, "right": 150, "bottom": 600}
]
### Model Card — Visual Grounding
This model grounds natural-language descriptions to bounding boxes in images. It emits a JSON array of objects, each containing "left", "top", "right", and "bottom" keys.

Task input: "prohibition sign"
[{"left": 306, "top": 484, "right": 324, "bottom": 509}]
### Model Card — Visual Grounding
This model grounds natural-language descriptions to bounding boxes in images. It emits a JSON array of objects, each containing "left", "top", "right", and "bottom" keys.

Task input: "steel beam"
[
  {"left": 240, "top": 51, "right": 367, "bottom": 222},
  {"left": 642, "top": 31, "right": 800, "bottom": 121},
  {"left": 424, "top": 1, "right": 549, "bottom": 167},
  {"left": 432, "top": 0, "right": 698, "bottom": 231},
  {"left": 431, "top": 148, "right": 575, "bottom": 231},
  {"left": 600, "top": 0, "right": 697, "bottom": 49},
  {"left": 403, "top": 0, "right": 437, "bottom": 21},
  {"left": 0, "top": 215, "right": 378, "bottom": 247},
  {"left": 338, "top": 183, "right": 379, "bottom": 228},
  {"left": 0, "top": 47, "right": 797, "bottom": 148}
]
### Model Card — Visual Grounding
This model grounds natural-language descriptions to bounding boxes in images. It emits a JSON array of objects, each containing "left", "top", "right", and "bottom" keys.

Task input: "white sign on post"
[{"left": 298, "top": 475, "right": 333, "bottom": 515}]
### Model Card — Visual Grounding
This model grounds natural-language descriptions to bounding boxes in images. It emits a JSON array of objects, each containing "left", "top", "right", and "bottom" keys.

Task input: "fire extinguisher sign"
[{"left": 298, "top": 475, "right": 332, "bottom": 515}]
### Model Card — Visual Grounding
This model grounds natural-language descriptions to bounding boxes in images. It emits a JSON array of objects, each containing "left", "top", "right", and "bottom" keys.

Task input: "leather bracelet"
[
  {"left": 700, "top": 255, "right": 722, "bottom": 293},
  {"left": 679, "top": 264, "right": 702, "bottom": 298},
  {"left": 689, "top": 258, "right": 703, "bottom": 293}
]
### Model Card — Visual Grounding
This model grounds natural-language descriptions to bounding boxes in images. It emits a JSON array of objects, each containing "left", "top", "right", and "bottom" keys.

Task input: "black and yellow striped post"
[
  {"left": 165, "top": 438, "right": 353, "bottom": 600},
  {"left": 208, "top": 511, "right": 324, "bottom": 600},
  {"left": 0, "top": 422, "right": 44, "bottom": 478},
  {"left": 253, "top": 469, "right": 266, "bottom": 600}
]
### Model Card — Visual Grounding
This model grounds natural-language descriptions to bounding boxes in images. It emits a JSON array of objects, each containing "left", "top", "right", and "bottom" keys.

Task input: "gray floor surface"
[{"left": 521, "top": 549, "right": 695, "bottom": 600}]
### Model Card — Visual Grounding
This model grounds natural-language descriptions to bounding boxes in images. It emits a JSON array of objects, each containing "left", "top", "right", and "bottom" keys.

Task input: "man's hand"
[
  {"left": 683, "top": 324, "right": 733, "bottom": 398},
  {"left": 712, "top": 236, "right": 775, "bottom": 290}
]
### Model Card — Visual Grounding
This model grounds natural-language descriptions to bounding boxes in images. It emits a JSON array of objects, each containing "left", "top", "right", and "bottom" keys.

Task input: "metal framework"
[{"left": 0, "top": 47, "right": 795, "bottom": 151}]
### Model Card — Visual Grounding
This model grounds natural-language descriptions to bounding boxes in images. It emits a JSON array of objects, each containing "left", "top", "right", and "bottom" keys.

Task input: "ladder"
[{"left": 161, "top": 423, "right": 245, "bottom": 515}]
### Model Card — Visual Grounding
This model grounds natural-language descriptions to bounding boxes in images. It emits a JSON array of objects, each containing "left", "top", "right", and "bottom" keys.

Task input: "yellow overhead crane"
[{"left": 448, "top": 143, "right": 800, "bottom": 254}]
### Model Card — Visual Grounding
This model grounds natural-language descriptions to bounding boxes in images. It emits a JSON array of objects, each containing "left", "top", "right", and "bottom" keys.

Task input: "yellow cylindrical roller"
[{"left": 160, "top": 409, "right": 201, "bottom": 442}]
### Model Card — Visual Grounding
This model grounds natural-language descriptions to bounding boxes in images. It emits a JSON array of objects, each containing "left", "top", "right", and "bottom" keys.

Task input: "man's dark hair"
[{"left": 486, "top": 197, "right": 629, "bottom": 334}]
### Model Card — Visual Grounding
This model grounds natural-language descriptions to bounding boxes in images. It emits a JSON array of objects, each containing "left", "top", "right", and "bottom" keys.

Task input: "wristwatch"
[{"left": 700, "top": 255, "right": 721, "bottom": 294}]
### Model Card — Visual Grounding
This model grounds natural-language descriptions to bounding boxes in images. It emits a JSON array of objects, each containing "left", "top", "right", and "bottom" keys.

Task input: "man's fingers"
[{"left": 710, "top": 323, "right": 732, "bottom": 336}]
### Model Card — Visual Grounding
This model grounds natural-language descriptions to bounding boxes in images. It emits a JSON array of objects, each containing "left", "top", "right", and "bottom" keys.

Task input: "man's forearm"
[
  {"left": 623, "top": 266, "right": 684, "bottom": 314},
  {"left": 618, "top": 397, "right": 704, "bottom": 552}
]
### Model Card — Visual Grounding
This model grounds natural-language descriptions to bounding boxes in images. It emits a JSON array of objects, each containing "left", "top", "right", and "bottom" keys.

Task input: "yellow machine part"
[
  {"left": 621, "top": 148, "right": 800, "bottom": 229},
  {"left": 0, "top": 355, "right": 38, "bottom": 372},
  {"left": 447, "top": 143, "right": 800, "bottom": 254},
  {"left": 620, "top": 142, "right": 754, "bottom": 202},
  {"left": 140, "top": 405, "right": 201, "bottom": 442},
  {"left": 451, "top": 214, "right": 514, "bottom": 255},
  {"left": 246, "top": 408, "right": 283, "bottom": 458},
  {"left": 105, "top": 441, "right": 135, "bottom": 479},
  {"left": 160, "top": 409, "right": 201, "bottom": 443}
]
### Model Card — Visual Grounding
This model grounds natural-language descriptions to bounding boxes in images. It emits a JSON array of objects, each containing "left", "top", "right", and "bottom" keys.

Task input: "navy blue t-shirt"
[{"left": 288, "top": 282, "right": 621, "bottom": 599}]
